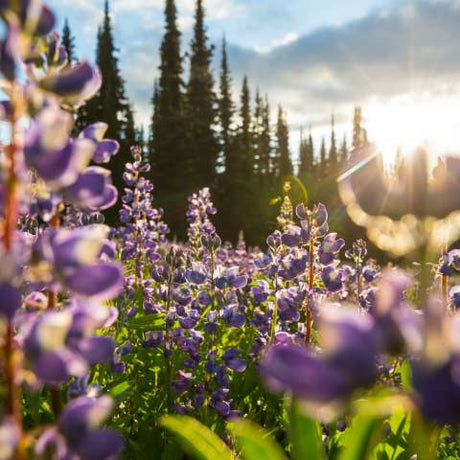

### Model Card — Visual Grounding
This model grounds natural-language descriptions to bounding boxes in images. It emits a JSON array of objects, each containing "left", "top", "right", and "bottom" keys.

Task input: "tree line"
[{"left": 62, "top": 0, "right": 372, "bottom": 246}]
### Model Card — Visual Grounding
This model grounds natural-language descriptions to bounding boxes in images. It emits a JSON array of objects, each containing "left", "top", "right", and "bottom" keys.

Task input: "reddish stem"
[
  {"left": 2, "top": 101, "right": 24, "bottom": 459},
  {"left": 47, "top": 212, "right": 62, "bottom": 415}
]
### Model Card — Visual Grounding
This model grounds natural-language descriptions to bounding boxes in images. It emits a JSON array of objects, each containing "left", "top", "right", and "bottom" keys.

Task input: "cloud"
[
  {"left": 225, "top": 0, "right": 460, "bottom": 130},
  {"left": 253, "top": 32, "right": 299, "bottom": 54},
  {"left": 49, "top": 0, "right": 460, "bottom": 154}
]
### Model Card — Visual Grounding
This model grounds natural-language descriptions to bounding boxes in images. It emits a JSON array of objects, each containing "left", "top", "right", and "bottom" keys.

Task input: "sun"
[{"left": 365, "top": 94, "right": 460, "bottom": 166}]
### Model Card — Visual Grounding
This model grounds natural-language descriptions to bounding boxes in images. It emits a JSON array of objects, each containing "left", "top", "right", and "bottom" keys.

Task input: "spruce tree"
[
  {"left": 329, "top": 114, "right": 338, "bottom": 167},
  {"left": 148, "top": 80, "right": 159, "bottom": 159},
  {"left": 299, "top": 127, "right": 309, "bottom": 174},
  {"left": 218, "top": 36, "right": 234, "bottom": 173},
  {"left": 352, "top": 106, "right": 368, "bottom": 150},
  {"left": 339, "top": 134, "right": 348, "bottom": 165},
  {"left": 238, "top": 76, "right": 252, "bottom": 175},
  {"left": 150, "top": 0, "right": 188, "bottom": 235},
  {"left": 186, "top": 0, "right": 219, "bottom": 190},
  {"left": 276, "top": 106, "right": 293, "bottom": 178},
  {"left": 62, "top": 19, "right": 76, "bottom": 65},
  {"left": 78, "top": 0, "right": 135, "bottom": 222},
  {"left": 252, "top": 89, "right": 264, "bottom": 176},
  {"left": 319, "top": 136, "right": 327, "bottom": 176},
  {"left": 308, "top": 127, "right": 314, "bottom": 172},
  {"left": 260, "top": 96, "right": 272, "bottom": 177}
]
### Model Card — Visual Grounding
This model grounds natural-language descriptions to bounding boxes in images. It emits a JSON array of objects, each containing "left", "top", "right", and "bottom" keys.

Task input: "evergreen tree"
[
  {"left": 228, "top": 75, "right": 253, "bottom": 185},
  {"left": 260, "top": 96, "right": 272, "bottom": 177},
  {"left": 62, "top": 18, "right": 76, "bottom": 65},
  {"left": 218, "top": 36, "right": 234, "bottom": 173},
  {"left": 299, "top": 127, "right": 312, "bottom": 175},
  {"left": 239, "top": 76, "right": 251, "bottom": 167},
  {"left": 186, "top": 0, "right": 219, "bottom": 189},
  {"left": 125, "top": 104, "right": 136, "bottom": 148},
  {"left": 339, "top": 134, "right": 348, "bottom": 165},
  {"left": 329, "top": 113, "right": 338, "bottom": 167},
  {"left": 319, "top": 136, "right": 327, "bottom": 176},
  {"left": 275, "top": 105, "right": 293, "bottom": 178},
  {"left": 252, "top": 89, "right": 264, "bottom": 176},
  {"left": 78, "top": 0, "right": 135, "bottom": 222},
  {"left": 352, "top": 106, "right": 368, "bottom": 150},
  {"left": 150, "top": 0, "right": 188, "bottom": 235},
  {"left": 308, "top": 127, "right": 314, "bottom": 171},
  {"left": 148, "top": 80, "right": 159, "bottom": 159}
]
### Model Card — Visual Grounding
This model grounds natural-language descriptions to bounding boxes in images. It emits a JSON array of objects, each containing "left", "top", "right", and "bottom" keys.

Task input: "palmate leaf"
[
  {"left": 288, "top": 400, "right": 325, "bottom": 460},
  {"left": 229, "top": 419, "right": 287, "bottom": 460},
  {"left": 159, "top": 415, "right": 234, "bottom": 460}
]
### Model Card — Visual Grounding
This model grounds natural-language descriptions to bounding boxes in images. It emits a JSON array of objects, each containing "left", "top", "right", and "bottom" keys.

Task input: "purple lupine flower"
[
  {"left": 24, "top": 105, "right": 96, "bottom": 188},
  {"left": 63, "top": 167, "right": 118, "bottom": 211},
  {"left": 450, "top": 286, "right": 460, "bottom": 309},
  {"left": 321, "top": 266, "right": 343, "bottom": 293},
  {"left": 439, "top": 249, "right": 460, "bottom": 276},
  {"left": 281, "top": 225, "right": 304, "bottom": 247},
  {"left": 222, "top": 304, "right": 245, "bottom": 328},
  {"left": 67, "top": 375, "right": 102, "bottom": 399},
  {"left": 171, "top": 370, "right": 193, "bottom": 394},
  {"left": 39, "top": 61, "right": 101, "bottom": 106},
  {"left": 36, "top": 225, "right": 123, "bottom": 300},
  {"left": 412, "top": 356, "right": 460, "bottom": 425},
  {"left": 0, "top": 416, "right": 21, "bottom": 459},
  {"left": 319, "top": 233, "right": 345, "bottom": 265},
  {"left": 0, "top": 282, "right": 22, "bottom": 320},
  {"left": 276, "top": 287, "right": 305, "bottom": 323},
  {"left": 36, "top": 396, "right": 123, "bottom": 459},
  {"left": 223, "top": 349, "right": 247, "bottom": 372},
  {"left": 411, "top": 296, "right": 460, "bottom": 425},
  {"left": 252, "top": 280, "right": 270, "bottom": 304},
  {"left": 371, "top": 269, "right": 420, "bottom": 355},
  {"left": 79, "top": 123, "right": 120, "bottom": 164},
  {"left": 141, "top": 331, "right": 164, "bottom": 348},
  {"left": 260, "top": 306, "right": 377, "bottom": 418},
  {"left": 215, "top": 266, "right": 248, "bottom": 290},
  {"left": 23, "top": 302, "right": 116, "bottom": 385},
  {"left": 1, "top": 0, "right": 56, "bottom": 36},
  {"left": 278, "top": 248, "right": 309, "bottom": 280}
]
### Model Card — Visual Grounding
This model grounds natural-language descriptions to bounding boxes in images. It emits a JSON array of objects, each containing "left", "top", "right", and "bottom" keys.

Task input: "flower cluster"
[{"left": 0, "top": 1, "right": 123, "bottom": 457}]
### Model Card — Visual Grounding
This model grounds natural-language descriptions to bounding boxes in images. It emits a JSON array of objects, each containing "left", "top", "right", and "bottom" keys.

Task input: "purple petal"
[
  {"left": 260, "top": 344, "right": 349, "bottom": 402},
  {"left": 75, "top": 429, "right": 123, "bottom": 460},
  {"left": 64, "top": 262, "right": 124, "bottom": 300},
  {"left": 0, "top": 282, "right": 22, "bottom": 320},
  {"left": 79, "top": 123, "right": 108, "bottom": 142},
  {"left": 75, "top": 336, "right": 115, "bottom": 365},
  {"left": 93, "top": 139, "right": 120, "bottom": 164}
]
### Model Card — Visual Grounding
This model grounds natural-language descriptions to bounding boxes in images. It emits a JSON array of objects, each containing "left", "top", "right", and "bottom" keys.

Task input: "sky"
[{"left": 47, "top": 0, "right": 460, "bottom": 164}]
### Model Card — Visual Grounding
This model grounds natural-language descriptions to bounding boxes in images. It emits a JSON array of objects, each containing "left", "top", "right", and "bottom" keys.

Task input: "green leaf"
[
  {"left": 127, "top": 314, "right": 165, "bottom": 331},
  {"left": 159, "top": 415, "right": 233, "bottom": 460},
  {"left": 400, "top": 361, "right": 412, "bottom": 390},
  {"left": 288, "top": 400, "right": 325, "bottom": 460},
  {"left": 109, "top": 380, "right": 130, "bottom": 397},
  {"left": 338, "top": 413, "right": 384, "bottom": 460},
  {"left": 229, "top": 419, "right": 287, "bottom": 460},
  {"left": 338, "top": 389, "right": 414, "bottom": 460},
  {"left": 407, "top": 411, "right": 441, "bottom": 460}
]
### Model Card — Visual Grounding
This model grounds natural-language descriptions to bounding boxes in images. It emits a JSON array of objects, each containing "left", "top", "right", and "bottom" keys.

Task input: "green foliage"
[
  {"left": 229, "top": 419, "right": 287, "bottom": 460},
  {"left": 159, "top": 415, "right": 234, "bottom": 460},
  {"left": 288, "top": 400, "right": 325, "bottom": 460}
]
